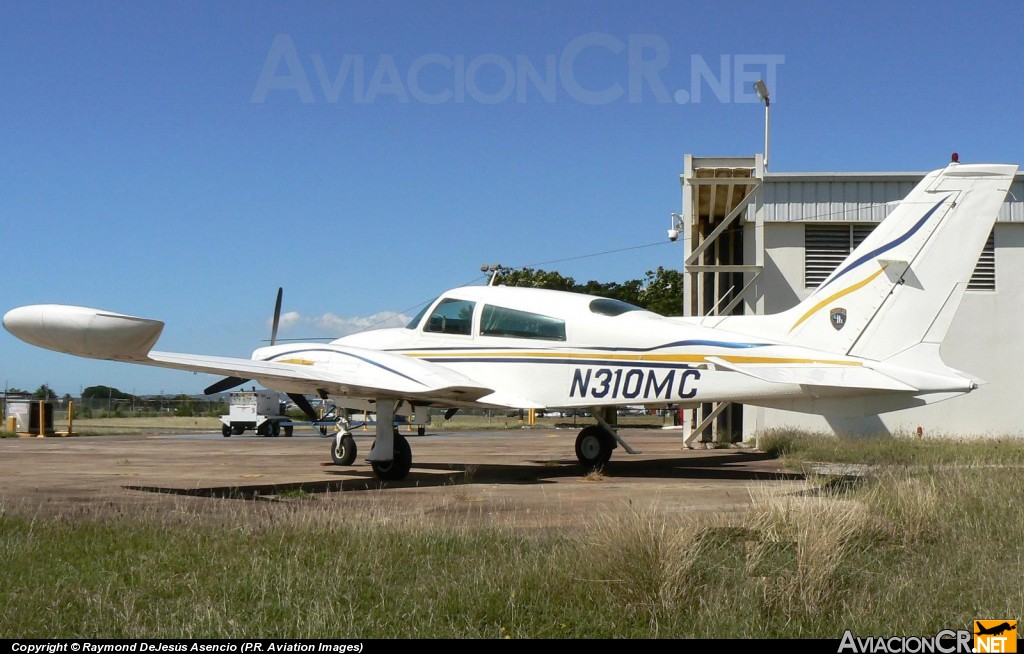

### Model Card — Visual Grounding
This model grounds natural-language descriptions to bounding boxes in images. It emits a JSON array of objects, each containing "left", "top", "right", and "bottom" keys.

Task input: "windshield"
[
  {"left": 424, "top": 298, "right": 475, "bottom": 335},
  {"left": 405, "top": 298, "right": 437, "bottom": 330}
]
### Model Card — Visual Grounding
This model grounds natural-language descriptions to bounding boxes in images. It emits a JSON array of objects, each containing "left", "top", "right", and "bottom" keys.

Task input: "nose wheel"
[{"left": 330, "top": 433, "right": 357, "bottom": 466}]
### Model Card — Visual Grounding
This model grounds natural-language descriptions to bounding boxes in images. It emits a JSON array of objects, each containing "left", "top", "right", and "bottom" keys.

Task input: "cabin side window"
[
  {"left": 588, "top": 298, "right": 645, "bottom": 316},
  {"left": 424, "top": 298, "right": 475, "bottom": 335},
  {"left": 480, "top": 305, "right": 566, "bottom": 341}
]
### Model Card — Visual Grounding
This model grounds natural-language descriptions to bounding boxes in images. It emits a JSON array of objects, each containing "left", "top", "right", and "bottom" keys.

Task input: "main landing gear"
[
  {"left": 329, "top": 428, "right": 413, "bottom": 480},
  {"left": 573, "top": 408, "right": 640, "bottom": 471},
  {"left": 575, "top": 425, "right": 616, "bottom": 469},
  {"left": 364, "top": 399, "right": 413, "bottom": 481},
  {"left": 326, "top": 400, "right": 414, "bottom": 481},
  {"left": 370, "top": 432, "right": 412, "bottom": 481}
]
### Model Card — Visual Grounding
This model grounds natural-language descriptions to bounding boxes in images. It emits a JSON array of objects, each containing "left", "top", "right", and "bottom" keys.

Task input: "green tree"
[
  {"left": 499, "top": 266, "right": 684, "bottom": 315},
  {"left": 637, "top": 267, "right": 684, "bottom": 316},
  {"left": 497, "top": 267, "right": 577, "bottom": 291},
  {"left": 33, "top": 384, "right": 57, "bottom": 400},
  {"left": 173, "top": 394, "right": 194, "bottom": 417},
  {"left": 82, "top": 385, "right": 134, "bottom": 400}
]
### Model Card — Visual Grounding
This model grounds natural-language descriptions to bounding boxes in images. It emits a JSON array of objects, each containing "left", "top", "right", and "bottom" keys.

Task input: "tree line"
[{"left": 497, "top": 265, "right": 683, "bottom": 316}]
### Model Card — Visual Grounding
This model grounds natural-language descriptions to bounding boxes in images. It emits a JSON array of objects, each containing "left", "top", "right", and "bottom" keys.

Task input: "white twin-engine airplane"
[{"left": 4, "top": 162, "right": 1017, "bottom": 480}]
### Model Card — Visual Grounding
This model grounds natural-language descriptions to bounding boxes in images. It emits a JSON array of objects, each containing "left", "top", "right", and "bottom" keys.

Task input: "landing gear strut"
[{"left": 366, "top": 399, "right": 413, "bottom": 481}]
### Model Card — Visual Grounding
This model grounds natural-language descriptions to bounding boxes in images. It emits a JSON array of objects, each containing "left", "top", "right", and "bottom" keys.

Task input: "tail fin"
[{"left": 715, "top": 162, "right": 1017, "bottom": 360}]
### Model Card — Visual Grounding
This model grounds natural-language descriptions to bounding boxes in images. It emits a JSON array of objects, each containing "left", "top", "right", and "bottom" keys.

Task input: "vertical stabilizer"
[
  {"left": 848, "top": 164, "right": 1015, "bottom": 361},
  {"left": 714, "top": 163, "right": 1016, "bottom": 360}
]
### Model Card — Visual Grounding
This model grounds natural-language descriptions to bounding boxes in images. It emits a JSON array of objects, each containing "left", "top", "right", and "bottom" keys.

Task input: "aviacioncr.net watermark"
[{"left": 251, "top": 33, "right": 784, "bottom": 105}]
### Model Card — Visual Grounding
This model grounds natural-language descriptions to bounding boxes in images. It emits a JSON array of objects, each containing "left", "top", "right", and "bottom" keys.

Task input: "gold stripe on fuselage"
[{"left": 401, "top": 351, "right": 860, "bottom": 367}]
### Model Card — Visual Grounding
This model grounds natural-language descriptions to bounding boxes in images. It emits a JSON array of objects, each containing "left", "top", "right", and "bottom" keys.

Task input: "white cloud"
[
  {"left": 314, "top": 311, "right": 412, "bottom": 334},
  {"left": 277, "top": 311, "right": 302, "bottom": 330},
  {"left": 272, "top": 310, "right": 412, "bottom": 337}
]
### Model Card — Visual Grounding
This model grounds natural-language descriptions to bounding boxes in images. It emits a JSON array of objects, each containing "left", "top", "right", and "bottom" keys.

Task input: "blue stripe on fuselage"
[{"left": 423, "top": 357, "right": 696, "bottom": 369}]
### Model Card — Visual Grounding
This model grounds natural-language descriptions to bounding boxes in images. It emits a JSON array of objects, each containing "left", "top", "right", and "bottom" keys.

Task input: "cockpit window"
[
  {"left": 589, "top": 298, "right": 646, "bottom": 316},
  {"left": 405, "top": 299, "right": 436, "bottom": 330},
  {"left": 424, "top": 298, "right": 475, "bottom": 335},
  {"left": 481, "top": 305, "right": 566, "bottom": 341}
]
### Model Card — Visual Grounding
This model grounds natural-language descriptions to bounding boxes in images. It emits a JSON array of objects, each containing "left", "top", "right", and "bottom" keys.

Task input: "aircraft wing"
[
  {"left": 146, "top": 350, "right": 494, "bottom": 404},
  {"left": 704, "top": 356, "right": 918, "bottom": 392},
  {"left": 3, "top": 305, "right": 495, "bottom": 405}
]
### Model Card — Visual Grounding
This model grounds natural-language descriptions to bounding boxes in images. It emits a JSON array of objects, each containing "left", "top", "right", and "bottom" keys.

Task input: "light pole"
[{"left": 754, "top": 80, "right": 770, "bottom": 171}]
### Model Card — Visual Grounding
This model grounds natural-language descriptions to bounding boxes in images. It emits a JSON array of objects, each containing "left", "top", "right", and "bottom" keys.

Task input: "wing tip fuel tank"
[{"left": 3, "top": 305, "right": 164, "bottom": 361}]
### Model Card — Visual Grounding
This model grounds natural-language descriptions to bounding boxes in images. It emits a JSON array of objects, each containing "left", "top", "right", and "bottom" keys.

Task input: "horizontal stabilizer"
[
  {"left": 705, "top": 356, "right": 918, "bottom": 392},
  {"left": 472, "top": 391, "right": 545, "bottom": 409}
]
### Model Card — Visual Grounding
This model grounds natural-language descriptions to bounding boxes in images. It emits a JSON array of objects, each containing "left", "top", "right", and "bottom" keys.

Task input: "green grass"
[
  {"left": 69, "top": 416, "right": 224, "bottom": 435},
  {"left": 1, "top": 431, "right": 1022, "bottom": 638},
  {"left": 760, "top": 427, "right": 1024, "bottom": 467}
]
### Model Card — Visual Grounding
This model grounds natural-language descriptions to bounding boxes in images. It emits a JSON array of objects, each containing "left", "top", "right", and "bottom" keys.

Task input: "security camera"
[{"left": 667, "top": 228, "right": 679, "bottom": 242}]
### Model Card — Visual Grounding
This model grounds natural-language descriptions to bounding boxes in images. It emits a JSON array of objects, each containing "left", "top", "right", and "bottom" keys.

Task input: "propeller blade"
[
  {"left": 288, "top": 393, "right": 319, "bottom": 422},
  {"left": 270, "top": 287, "right": 283, "bottom": 346},
  {"left": 204, "top": 288, "right": 284, "bottom": 397},
  {"left": 204, "top": 376, "right": 250, "bottom": 395}
]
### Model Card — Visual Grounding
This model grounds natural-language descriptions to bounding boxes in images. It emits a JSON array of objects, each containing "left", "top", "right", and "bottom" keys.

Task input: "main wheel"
[
  {"left": 268, "top": 421, "right": 281, "bottom": 437},
  {"left": 283, "top": 425, "right": 293, "bottom": 438},
  {"left": 370, "top": 434, "right": 412, "bottom": 481},
  {"left": 221, "top": 424, "right": 232, "bottom": 438},
  {"left": 575, "top": 426, "right": 613, "bottom": 469},
  {"left": 331, "top": 434, "right": 357, "bottom": 466}
]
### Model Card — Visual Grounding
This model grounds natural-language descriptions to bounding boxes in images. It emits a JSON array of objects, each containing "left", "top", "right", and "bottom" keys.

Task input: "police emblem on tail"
[{"left": 830, "top": 308, "right": 847, "bottom": 331}]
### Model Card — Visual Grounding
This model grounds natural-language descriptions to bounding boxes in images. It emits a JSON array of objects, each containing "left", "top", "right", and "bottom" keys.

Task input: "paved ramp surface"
[{"left": 0, "top": 429, "right": 806, "bottom": 528}]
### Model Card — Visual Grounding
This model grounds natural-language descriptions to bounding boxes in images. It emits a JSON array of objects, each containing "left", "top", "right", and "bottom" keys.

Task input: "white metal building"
[{"left": 679, "top": 154, "right": 1024, "bottom": 440}]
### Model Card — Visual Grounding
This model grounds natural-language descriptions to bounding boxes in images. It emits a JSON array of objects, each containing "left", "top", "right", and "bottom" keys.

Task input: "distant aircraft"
[{"left": 5, "top": 162, "right": 1017, "bottom": 480}]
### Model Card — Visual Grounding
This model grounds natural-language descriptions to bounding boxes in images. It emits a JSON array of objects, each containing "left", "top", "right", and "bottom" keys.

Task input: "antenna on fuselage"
[{"left": 481, "top": 264, "right": 504, "bottom": 286}]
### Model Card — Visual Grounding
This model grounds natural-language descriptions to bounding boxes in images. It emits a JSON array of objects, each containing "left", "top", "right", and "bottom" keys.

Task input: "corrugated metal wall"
[{"left": 762, "top": 174, "right": 1024, "bottom": 223}]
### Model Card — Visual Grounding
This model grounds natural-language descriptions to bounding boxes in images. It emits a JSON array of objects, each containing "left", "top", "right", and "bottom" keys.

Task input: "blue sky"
[{"left": 3, "top": 1, "right": 1023, "bottom": 395}]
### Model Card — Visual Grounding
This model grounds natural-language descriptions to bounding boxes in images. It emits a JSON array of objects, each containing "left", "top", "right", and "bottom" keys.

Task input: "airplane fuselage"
[{"left": 250, "top": 285, "right": 971, "bottom": 415}]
